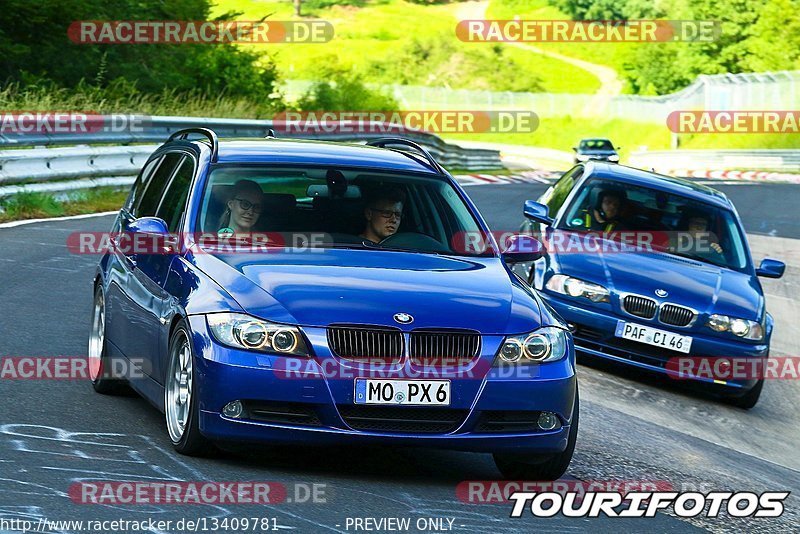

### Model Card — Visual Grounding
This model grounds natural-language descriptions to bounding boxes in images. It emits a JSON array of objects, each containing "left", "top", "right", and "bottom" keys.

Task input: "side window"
[
  {"left": 156, "top": 157, "right": 195, "bottom": 232},
  {"left": 542, "top": 167, "right": 582, "bottom": 216},
  {"left": 126, "top": 156, "right": 162, "bottom": 214},
  {"left": 135, "top": 152, "right": 183, "bottom": 218}
]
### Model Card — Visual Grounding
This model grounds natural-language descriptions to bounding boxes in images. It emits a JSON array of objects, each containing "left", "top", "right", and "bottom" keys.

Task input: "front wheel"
[
  {"left": 493, "top": 388, "right": 579, "bottom": 480},
  {"left": 165, "top": 321, "right": 214, "bottom": 456},
  {"left": 726, "top": 378, "right": 764, "bottom": 410}
]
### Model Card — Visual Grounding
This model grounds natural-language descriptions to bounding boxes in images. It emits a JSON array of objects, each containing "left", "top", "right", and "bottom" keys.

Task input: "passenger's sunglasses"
[
  {"left": 234, "top": 198, "right": 263, "bottom": 213},
  {"left": 370, "top": 208, "right": 402, "bottom": 220}
]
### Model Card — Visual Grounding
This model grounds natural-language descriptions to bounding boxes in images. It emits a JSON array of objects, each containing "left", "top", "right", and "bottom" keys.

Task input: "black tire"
[
  {"left": 165, "top": 321, "right": 215, "bottom": 456},
  {"left": 727, "top": 378, "right": 764, "bottom": 410},
  {"left": 494, "top": 387, "right": 579, "bottom": 480},
  {"left": 89, "top": 285, "right": 131, "bottom": 395}
]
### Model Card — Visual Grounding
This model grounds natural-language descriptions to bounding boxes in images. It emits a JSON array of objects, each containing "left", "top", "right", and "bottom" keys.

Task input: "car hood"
[
  {"left": 549, "top": 234, "right": 763, "bottom": 320},
  {"left": 192, "top": 249, "right": 542, "bottom": 333}
]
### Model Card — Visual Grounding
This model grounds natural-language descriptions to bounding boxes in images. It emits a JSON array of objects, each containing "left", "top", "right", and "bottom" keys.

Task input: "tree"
[{"left": 0, "top": 0, "right": 281, "bottom": 103}]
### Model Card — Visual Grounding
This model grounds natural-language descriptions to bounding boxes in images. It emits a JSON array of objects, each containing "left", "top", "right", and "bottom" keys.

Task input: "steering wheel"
[{"left": 379, "top": 232, "right": 447, "bottom": 252}]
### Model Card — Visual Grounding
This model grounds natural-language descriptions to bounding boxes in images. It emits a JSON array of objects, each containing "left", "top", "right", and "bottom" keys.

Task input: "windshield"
[
  {"left": 557, "top": 178, "right": 750, "bottom": 271},
  {"left": 579, "top": 139, "right": 614, "bottom": 151},
  {"left": 196, "top": 165, "right": 491, "bottom": 257}
]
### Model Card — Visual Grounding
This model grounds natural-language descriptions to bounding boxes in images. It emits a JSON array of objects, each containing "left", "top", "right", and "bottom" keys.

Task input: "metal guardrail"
[
  {"left": 629, "top": 149, "right": 800, "bottom": 173},
  {"left": 0, "top": 116, "right": 502, "bottom": 195}
]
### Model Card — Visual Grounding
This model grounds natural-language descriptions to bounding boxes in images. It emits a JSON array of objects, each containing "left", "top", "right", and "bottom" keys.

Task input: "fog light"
[
  {"left": 537, "top": 412, "right": 560, "bottom": 431},
  {"left": 222, "top": 400, "right": 244, "bottom": 418}
]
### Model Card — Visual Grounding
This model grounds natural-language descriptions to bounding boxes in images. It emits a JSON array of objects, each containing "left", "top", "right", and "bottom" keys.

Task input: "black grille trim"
[
  {"left": 410, "top": 329, "right": 481, "bottom": 366},
  {"left": 474, "top": 411, "right": 542, "bottom": 433},
  {"left": 622, "top": 295, "right": 658, "bottom": 319},
  {"left": 659, "top": 304, "right": 696, "bottom": 327},
  {"left": 337, "top": 405, "right": 468, "bottom": 434},
  {"left": 243, "top": 401, "right": 322, "bottom": 426},
  {"left": 327, "top": 325, "right": 404, "bottom": 363}
]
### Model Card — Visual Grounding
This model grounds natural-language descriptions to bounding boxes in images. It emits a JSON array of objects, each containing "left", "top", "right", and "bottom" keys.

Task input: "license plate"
[
  {"left": 354, "top": 379, "right": 450, "bottom": 406},
  {"left": 615, "top": 321, "right": 693, "bottom": 354}
]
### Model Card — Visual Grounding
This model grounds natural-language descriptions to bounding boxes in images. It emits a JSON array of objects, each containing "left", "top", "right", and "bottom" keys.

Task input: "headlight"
[
  {"left": 496, "top": 327, "right": 568, "bottom": 364},
  {"left": 207, "top": 313, "right": 310, "bottom": 356},
  {"left": 546, "top": 274, "right": 609, "bottom": 303},
  {"left": 706, "top": 314, "right": 763, "bottom": 341},
  {"left": 576, "top": 155, "right": 590, "bottom": 162},
  {"left": 608, "top": 155, "right": 620, "bottom": 162}
]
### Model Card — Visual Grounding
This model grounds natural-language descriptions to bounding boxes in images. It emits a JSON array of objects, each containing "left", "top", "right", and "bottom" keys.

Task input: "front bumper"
[
  {"left": 187, "top": 316, "right": 577, "bottom": 453},
  {"left": 541, "top": 293, "right": 767, "bottom": 395}
]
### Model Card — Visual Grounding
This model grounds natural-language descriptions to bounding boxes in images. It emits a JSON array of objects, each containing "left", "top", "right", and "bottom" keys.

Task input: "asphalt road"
[{"left": 1, "top": 181, "right": 798, "bottom": 534}]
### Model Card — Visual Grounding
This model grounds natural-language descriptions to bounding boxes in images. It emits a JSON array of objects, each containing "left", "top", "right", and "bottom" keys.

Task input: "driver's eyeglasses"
[
  {"left": 234, "top": 198, "right": 263, "bottom": 213},
  {"left": 371, "top": 208, "right": 402, "bottom": 220}
]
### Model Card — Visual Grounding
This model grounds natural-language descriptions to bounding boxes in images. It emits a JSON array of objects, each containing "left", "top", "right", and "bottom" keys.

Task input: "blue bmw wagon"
[
  {"left": 89, "top": 128, "right": 578, "bottom": 479},
  {"left": 520, "top": 162, "right": 785, "bottom": 409}
]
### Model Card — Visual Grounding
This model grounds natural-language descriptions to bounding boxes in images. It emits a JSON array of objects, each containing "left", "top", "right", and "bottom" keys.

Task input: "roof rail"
[
  {"left": 168, "top": 128, "right": 219, "bottom": 162},
  {"left": 366, "top": 138, "right": 445, "bottom": 174}
]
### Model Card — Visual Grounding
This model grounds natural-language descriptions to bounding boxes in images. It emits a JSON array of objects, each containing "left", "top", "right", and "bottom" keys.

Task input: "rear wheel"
[
  {"left": 493, "top": 388, "right": 579, "bottom": 480},
  {"left": 165, "top": 321, "right": 214, "bottom": 456},
  {"left": 89, "top": 286, "right": 130, "bottom": 395},
  {"left": 726, "top": 378, "right": 764, "bottom": 410}
]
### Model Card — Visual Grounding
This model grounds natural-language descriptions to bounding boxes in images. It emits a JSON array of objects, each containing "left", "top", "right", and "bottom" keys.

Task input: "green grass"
[
  {"left": 0, "top": 187, "right": 127, "bottom": 223},
  {"left": 486, "top": 0, "right": 636, "bottom": 78},
  {"left": 215, "top": 0, "right": 600, "bottom": 94}
]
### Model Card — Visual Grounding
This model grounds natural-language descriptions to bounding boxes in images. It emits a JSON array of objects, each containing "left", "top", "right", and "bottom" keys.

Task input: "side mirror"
[
  {"left": 756, "top": 258, "right": 785, "bottom": 278},
  {"left": 572, "top": 147, "right": 578, "bottom": 152},
  {"left": 616, "top": 146, "right": 621, "bottom": 150},
  {"left": 125, "top": 217, "right": 176, "bottom": 255},
  {"left": 501, "top": 234, "right": 545, "bottom": 263},
  {"left": 523, "top": 200, "right": 554, "bottom": 226},
  {"left": 127, "top": 216, "right": 169, "bottom": 235}
]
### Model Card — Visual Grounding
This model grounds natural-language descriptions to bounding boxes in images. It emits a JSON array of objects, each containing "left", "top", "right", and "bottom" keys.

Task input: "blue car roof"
[
  {"left": 587, "top": 162, "right": 731, "bottom": 208},
  {"left": 209, "top": 139, "right": 440, "bottom": 174}
]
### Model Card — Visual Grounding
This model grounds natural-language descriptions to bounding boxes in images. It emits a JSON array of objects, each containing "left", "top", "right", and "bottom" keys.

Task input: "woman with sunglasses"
[{"left": 218, "top": 179, "right": 265, "bottom": 237}]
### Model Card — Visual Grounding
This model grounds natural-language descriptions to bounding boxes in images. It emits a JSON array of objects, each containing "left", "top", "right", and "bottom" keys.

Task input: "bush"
[{"left": 296, "top": 60, "right": 399, "bottom": 111}]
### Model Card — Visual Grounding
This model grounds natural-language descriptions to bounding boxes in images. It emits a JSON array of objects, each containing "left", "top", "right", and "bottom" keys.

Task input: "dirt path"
[{"left": 456, "top": 0, "right": 623, "bottom": 110}]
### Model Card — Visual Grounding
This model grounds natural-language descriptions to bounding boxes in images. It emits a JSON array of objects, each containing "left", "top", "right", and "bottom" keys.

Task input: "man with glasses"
[{"left": 360, "top": 187, "right": 406, "bottom": 244}]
